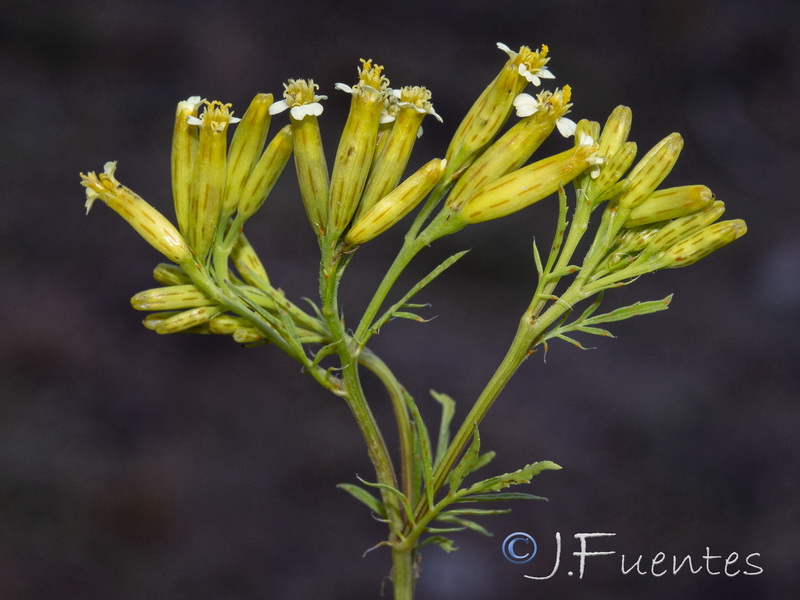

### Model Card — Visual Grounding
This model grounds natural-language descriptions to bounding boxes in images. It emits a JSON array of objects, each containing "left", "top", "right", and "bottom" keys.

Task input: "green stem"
[
  {"left": 359, "top": 348, "right": 416, "bottom": 504},
  {"left": 319, "top": 247, "right": 403, "bottom": 532},
  {"left": 409, "top": 284, "right": 587, "bottom": 528},
  {"left": 391, "top": 547, "right": 416, "bottom": 600}
]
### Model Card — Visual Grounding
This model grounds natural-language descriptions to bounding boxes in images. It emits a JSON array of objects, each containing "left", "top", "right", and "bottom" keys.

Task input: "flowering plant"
[{"left": 80, "top": 42, "right": 745, "bottom": 599}]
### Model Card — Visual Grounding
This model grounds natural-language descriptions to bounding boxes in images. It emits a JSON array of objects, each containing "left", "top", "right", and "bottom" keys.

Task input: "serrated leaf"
[
  {"left": 337, "top": 483, "right": 386, "bottom": 518},
  {"left": 463, "top": 460, "right": 561, "bottom": 496},
  {"left": 430, "top": 390, "right": 456, "bottom": 470},
  {"left": 419, "top": 535, "right": 458, "bottom": 553},
  {"left": 448, "top": 427, "right": 481, "bottom": 496}
]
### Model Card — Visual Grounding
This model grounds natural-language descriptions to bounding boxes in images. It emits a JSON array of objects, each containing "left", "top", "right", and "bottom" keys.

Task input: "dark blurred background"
[{"left": 2, "top": 0, "right": 799, "bottom": 598}]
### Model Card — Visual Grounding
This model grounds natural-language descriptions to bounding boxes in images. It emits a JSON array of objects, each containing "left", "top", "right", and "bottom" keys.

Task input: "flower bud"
[
  {"left": 644, "top": 200, "right": 726, "bottom": 255},
  {"left": 597, "top": 105, "right": 632, "bottom": 160},
  {"left": 153, "top": 305, "right": 225, "bottom": 334},
  {"left": 131, "top": 284, "right": 214, "bottom": 311},
  {"left": 188, "top": 100, "right": 235, "bottom": 259},
  {"left": 588, "top": 141, "right": 637, "bottom": 198},
  {"left": 230, "top": 232, "right": 270, "bottom": 287},
  {"left": 224, "top": 93, "right": 273, "bottom": 217},
  {"left": 665, "top": 219, "right": 747, "bottom": 268},
  {"left": 81, "top": 162, "right": 191, "bottom": 264},
  {"left": 237, "top": 125, "right": 293, "bottom": 222},
  {"left": 461, "top": 143, "right": 600, "bottom": 224},
  {"left": 272, "top": 79, "right": 330, "bottom": 236},
  {"left": 328, "top": 60, "right": 389, "bottom": 236},
  {"left": 208, "top": 314, "right": 251, "bottom": 335},
  {"left": 171, "top": 96, "right": 202, "bottom": 236},
  {"left": 625, "top": 185, "right": 715, "bottom": 228},
  {"left": 152, "top": 263, "right": 191, "bottom": 286},
  {"left": 618, "top": 133, "right": 683, "bottom": 210},
  {"left": 345, "top": 158, "right": 446, "bottom": 246}
]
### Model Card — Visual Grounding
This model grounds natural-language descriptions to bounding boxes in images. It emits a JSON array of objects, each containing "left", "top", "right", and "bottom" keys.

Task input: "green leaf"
[
  {"left": 532, "top": 238, "right": 544, "bottom": 279},
  {"left": 419, "top": 535, "right": 458, "bottom": 553},
  {"left": 404, "top": 391, "right": 435, "bottom": 510},
  {"left": 357, "top": 476, "right": 416, "bottom": 527},
  {"left": 436, "top": 514, "right": 493, "bottom": 537},
  {"left": 430, "top": 390, "right": 456, "bottom": 470},
  {"left": 439, "top": 508, "right": 513, "bottom": 516},
  {"left": 370, "top": 250, "right": 468, "bottom": 335},
  {"left": 582, "top": 295, "right": 672, "bottom": 326},
  {"left": 448, "top": 427, "right": 481, "bottom": 496},
  {"left": 453, "top": 492, "right": 548, "bottom": 502},
  {"left": 463, "top": 460, "right": 561, "bottom": 496},
  {"left": 391, "top": 311, "right": 433, "bottom": 322},
  {"left": 337, "top": 483, "right": 386, "bottom": 518}
]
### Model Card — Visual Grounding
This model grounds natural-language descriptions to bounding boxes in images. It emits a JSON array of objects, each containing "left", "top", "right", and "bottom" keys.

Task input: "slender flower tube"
[
  {"left": 152, "top": 262, "right": 192, "bottom": 286},
  {"left": 187, "top": 100, "right": 238, "bottom": 259},
  {"left": 270, "top": 79, "right": 329, "bottom": 236},
  {"left": 81, "top": 161, "right": 190, "bottom": 264},
  {"left": 224, "top": 93, "right": 274, "bottom": 218},
  {"left": 328, "top": 59, "right": 390, "bottom": 237},
  {"left": 357, "top": 86, "right": 441, "bottom": 219},
  {"left": 617, "top": 133, "right": 684, "bottom": 210},
  {"left": 152, "top": 305, "right": 226, "bottom": 334},
  {"left": 131, "top": 284, "right": 214, "bottom": 311},
  {"left": 445, "top": 43, "right": 554, "bottom": 176},
  {"left": 460, "top": 140, "right": 601, "bottom": 223},
  {"left": 665, "top": 219, "right": 747, "bottom": 268},
  {"left": 447, "top": 87, "right": 574, "bottom": 211},
  {"left": 171, "top": 96, "right": 202, "bottom": 236},
  {"left": 237, "top": 125, "right": 293, "bottom": 222},
  {"left": 641, "top": 200, "right": 727, "bottom": 256},
  {"left": 345, "top": 158, "right": 447, "bottom": 246},
  {"left": 596, "top": 105, "right": 632, "bottom": 160},
  {"left": 624, "top": 185, "right": 716, "bottom": 227},
  {"left": 230, "top": 232, "right": 270, "bottom": 287},
  {"left": 588, "top": 140, "right": 637, "bottom": 199}
]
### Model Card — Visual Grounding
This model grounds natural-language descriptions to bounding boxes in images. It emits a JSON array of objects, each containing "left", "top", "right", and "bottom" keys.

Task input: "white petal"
[
  {"left": 578, "top": 132, "right": 595, "bottom": 146},
  {"left": 229, "top": 116, "right": 242, "bottom": 124},
  {"left": 290, "top": 103, "right": 324, "bottom": 120},
  {"left": 186, "top": 115, "right": 203, "bottom": 126},
  {"left": 379, "top": 112, "right": 396, "bottom": 124},
  {"left": 268, "top": 100, "right": 289, "bottom": 115},
  {"left": 417, "top": 125, "right": 424, "bottom": 138},
  {"left": 556, "top": 117, "right": 578, "bottom": 137},
  {"left": 496, "top": 42, "right": 514, "bottom": 58},
  {"left": 538, "top": 68, "right": 556, "bottom": 79},
  {"left": 428, "top": 106, "right": 443, "bottom": 123},
  {"left": 513, "top": 93, "right": 539, "bottom": 118},
  {"left": 334, "top": 83, "right": 354, "bottom": 94}
]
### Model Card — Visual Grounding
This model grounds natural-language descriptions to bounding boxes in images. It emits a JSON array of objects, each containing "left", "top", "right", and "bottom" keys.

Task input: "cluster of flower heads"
[{"left": 80, "top": 42, "right": 744, "bottom": 338}]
